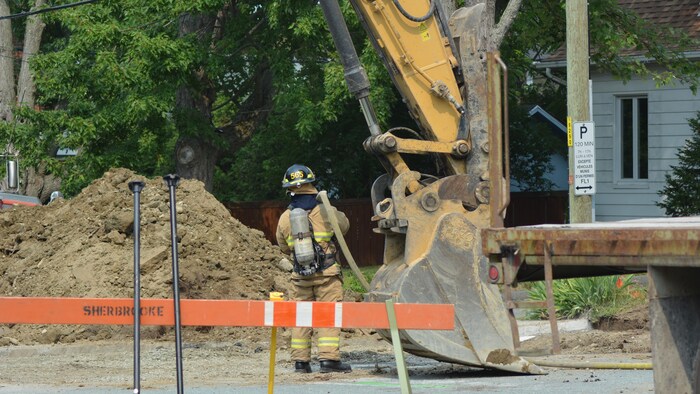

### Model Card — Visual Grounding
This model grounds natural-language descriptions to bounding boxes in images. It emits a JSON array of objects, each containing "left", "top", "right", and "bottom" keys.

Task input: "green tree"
[
  {"left": 20, "top": 0, "right": 197, "bottom": 196},
  {"left": 6, "top": 0, "right": 392, "bottom": 198},
  {"left": 2, "top": 0, "right": 333, "bottom": 196},
  {"left": 215, "top": 2, "right": 397, "bottom": 200},
  {"left": 5, "top": 0, "right": 700, "bottom": 202},
  {"left": 657, "top": 113, "right": 700, "bottom": 216},
  {"left": 0, "top": 0, "right": 60, "bottom": 200},
  {"left": 587, "top": 0, "right": 700, "bottom": 93}
]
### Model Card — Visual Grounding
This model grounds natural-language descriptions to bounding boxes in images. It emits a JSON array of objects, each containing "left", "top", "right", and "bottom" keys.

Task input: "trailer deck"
[{"left": 482, "top": 216, "right": 700, "bottom": 393}]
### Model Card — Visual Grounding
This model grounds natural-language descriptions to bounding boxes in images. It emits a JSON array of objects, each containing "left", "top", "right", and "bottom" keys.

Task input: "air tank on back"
[{"left": 290, "top": 208, "right": 314, "bottom": 264}]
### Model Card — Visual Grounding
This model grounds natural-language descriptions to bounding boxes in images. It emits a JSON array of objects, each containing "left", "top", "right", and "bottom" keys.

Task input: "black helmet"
[{"left": 282, "top": 164, "right": 316, "bottom": 188}]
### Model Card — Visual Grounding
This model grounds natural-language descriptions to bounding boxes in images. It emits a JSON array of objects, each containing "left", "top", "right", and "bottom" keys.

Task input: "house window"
[{"left": 618, "top": 96, "right": 648, "bottom": 180}]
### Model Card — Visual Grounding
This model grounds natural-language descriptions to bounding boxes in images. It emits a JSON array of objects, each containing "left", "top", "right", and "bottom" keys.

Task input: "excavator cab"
[{"left": 319, "top": 0, "right": 541, "bottom": 373}]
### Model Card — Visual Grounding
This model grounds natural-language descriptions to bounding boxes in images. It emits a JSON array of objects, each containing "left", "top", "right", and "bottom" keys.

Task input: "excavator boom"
[{"left": 319, "top": 0, "right": 540, "bottom": 373}]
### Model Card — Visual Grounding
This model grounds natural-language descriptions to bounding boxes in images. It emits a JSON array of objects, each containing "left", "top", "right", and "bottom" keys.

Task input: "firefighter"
[{"left": 275, "top": 164, "right": 352, "bottom": 373}]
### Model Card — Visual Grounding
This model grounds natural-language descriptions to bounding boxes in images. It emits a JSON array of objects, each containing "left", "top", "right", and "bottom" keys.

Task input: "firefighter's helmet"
[{"left": 282, "top": 164, "right": 316, "bottom": 188}]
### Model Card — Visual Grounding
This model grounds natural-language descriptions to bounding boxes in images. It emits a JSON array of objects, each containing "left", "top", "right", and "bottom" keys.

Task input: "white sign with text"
[{"left": 573, "top": 121, "right": 596, "bottom": 195}]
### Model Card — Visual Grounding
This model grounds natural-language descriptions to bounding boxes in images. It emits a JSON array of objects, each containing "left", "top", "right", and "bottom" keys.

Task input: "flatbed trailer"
[{"left": 482, "top": 216, "right": 700, "bottom": 393}]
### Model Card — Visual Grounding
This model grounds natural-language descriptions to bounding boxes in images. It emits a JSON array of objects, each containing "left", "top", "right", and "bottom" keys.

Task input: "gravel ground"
[
  {"left": 0, "top": 327, "right": 654, "bottom": 393},
  {"left": 0, "top": 332, "right": 398, "bottom": 390}
]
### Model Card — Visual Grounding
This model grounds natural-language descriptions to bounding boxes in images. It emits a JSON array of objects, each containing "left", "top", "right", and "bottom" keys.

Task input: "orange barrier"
[{"left": 0, "top": 297, "right": 454, "bottom": 330}]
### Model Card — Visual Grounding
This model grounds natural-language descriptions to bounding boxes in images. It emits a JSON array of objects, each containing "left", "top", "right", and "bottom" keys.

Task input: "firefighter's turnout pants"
[{"left": 290, "top": 264, "right": 343, "bottom": 362}]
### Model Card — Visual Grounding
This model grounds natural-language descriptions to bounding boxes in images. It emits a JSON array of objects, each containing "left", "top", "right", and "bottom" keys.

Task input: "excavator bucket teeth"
[{"left": 367, "top": 213, "right": 543, "bottom": 374}]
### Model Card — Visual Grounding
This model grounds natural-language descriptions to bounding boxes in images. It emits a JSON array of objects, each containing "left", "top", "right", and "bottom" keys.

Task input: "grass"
[
  {"left": 342, "top": 265, "right": 380, "bottom": 294},
  {"left": 525, "top": 274, "right": 647, "bottom": 322}
]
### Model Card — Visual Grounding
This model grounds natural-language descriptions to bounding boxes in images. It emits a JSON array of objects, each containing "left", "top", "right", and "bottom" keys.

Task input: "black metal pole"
[
  {"left": 163, "top": 174, "right": 184, "bottom": 394},
  {"left": 128, "top": 180, "right": 145, "bottom": 394}
]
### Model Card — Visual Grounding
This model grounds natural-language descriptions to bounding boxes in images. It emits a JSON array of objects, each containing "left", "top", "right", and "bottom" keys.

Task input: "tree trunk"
[
  {"left": 174, "top": 75, "right": 218, "bottom": 189},
  {"left": 0, "top": 0, "right": 15, "bottom": 191},
  {"left": 439, "top": 0, "right": 457, "bottom": 18},
  {"left": 174, "top": 12, "right": 218, "bottom": 190},
  {"left": 9, "top": 0, "right": 58, "bottom": 198},
  {"left": 175, "top": 135, "right": 218, "bottom": 190},
  {"left": 173, "top": 11, "right": 276, "bottom": 191},
  {"left": 219, "top": 61, "right": 274, "bottom": 156},
  {"left": 22, "top": 163, "right": 61, "bottom": 203},
  {"left": 0, "top": 0, "right": 15, "bottom": 122},
  {"left": 17, "top": 0, "right": 59, "bottom": 198},
  {"left": 17, "top": 0, "right": 46, "bottom": 108}
]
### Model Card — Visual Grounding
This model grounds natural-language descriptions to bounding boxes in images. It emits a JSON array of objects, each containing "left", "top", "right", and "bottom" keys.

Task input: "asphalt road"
[{"left": 0, "top": 356, "right": 654, "bottom": 394}]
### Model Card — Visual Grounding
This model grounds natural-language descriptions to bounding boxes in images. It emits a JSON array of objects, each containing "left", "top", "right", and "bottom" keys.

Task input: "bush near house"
[{"left": 658, "top": 112, "right": 700, "bottom": 216}]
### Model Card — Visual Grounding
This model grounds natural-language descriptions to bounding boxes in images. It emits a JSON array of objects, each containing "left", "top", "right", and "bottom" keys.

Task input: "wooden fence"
[{"left": 225, "top": 191, "right": 567, "bottom": 267}]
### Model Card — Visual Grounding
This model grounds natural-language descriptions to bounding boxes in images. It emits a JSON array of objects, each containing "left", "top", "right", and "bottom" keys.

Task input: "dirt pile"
[{"left": 0, "top": 168, "right": 292, "bottom": 345}]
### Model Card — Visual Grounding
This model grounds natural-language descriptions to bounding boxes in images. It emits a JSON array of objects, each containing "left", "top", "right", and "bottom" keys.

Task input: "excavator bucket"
[
  {"left": 318, "top": 0, "right": 541, "bottom": 373},
  {"left": 367, "top": 172, "right": 543, "bottom": 374}
]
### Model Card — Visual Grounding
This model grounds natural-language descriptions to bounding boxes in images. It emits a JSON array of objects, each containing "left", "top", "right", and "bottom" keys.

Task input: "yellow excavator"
[
  {"left": 319, "top": 0, "right": 539, "bottom": 373},
  {"left": 318, "top": 3, "right": 700, "bottom": 391}
]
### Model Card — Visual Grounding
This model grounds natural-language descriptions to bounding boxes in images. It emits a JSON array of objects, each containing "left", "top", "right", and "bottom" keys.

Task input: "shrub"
[
  {"left": 342, "top": 265, "right": 380, "bottom": 294},
  {"left": 525, "top": 274, "right": 646, "bottom": 321},
  {"left": 657, "top": 112, "right": 700, "bottom": 216}
]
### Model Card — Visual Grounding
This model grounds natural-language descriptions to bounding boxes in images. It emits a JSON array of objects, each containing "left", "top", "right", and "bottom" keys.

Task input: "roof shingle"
[{"left": 542, "top": 0, "right": 700, "bottom": 62}]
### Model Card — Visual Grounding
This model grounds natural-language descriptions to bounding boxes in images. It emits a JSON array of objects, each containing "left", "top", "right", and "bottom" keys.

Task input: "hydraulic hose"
[
  {"left": 527, "top": 358, "right": 652, "bottom": 370},
  {"left": 392, "top": 0, "right": 435, "bottom": 22},
  {"left": 317, "top": 190, "right": 371, "bottom": 292}
]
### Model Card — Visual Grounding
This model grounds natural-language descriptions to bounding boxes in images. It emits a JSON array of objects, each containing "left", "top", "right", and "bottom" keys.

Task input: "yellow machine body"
[{"left": 320, "top": 0, "right": 538, "bottom": 373}]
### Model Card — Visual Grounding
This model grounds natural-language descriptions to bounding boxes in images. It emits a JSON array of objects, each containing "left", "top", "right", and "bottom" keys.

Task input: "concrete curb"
[{"left": 518, "top": 318, "right": 592, "bottom": 341}]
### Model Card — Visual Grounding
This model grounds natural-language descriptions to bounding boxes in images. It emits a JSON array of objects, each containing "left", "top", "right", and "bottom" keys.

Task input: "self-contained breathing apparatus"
[{"left": 289, "top": 208, "right": 337, "bottom": 276}]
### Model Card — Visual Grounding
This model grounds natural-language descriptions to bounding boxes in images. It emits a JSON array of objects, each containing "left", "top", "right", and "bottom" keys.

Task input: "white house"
[{"left": 537, "top": 0, "right": 700, "bottom": 221}]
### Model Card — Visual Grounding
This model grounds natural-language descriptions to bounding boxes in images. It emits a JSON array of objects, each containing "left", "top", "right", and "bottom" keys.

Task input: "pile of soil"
[{"left": 0, "top": 168, "right": 292, "bottom": 345}]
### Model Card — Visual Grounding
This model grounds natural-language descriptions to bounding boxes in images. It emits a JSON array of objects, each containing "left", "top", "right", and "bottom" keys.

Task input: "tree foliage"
[
  {"left": 588, "top": 0, "right": 700, "bottom": 93},
  {"left": 3, "top": 0, "right": 700, "bottom": 201},
  {"left": 497, "top": 0, "right": 567, "bottom": 192},
  {"left": 657, "top": 113, "right": 700, "bottom": 216},
  {"left": 3, "top": 0, "right": 198, "bottom": 195},
  {"left": 502, "top": 0, "right": 700, "bottom": 91},
  {"left": 214, "top": 3, "right": 392, "bottom": 201},
  {"left": 2, "top": 0, "right": 393, "bottom": 198},
  {"left": 508, "top": 105, "right": 566, "bottom": 192}
]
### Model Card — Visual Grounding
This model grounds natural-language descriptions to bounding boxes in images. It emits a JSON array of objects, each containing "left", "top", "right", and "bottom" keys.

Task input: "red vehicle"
[{"left": 0, "top": 192, "right": 41, "bottom": 210}]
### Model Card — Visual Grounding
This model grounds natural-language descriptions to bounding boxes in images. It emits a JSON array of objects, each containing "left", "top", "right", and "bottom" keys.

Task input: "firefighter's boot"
[
  {"left": 294, "top": 361, "right": 312, "bottom": 373},
  {"left": 319, "top": 360, "right": 352, "bottom": 373}
]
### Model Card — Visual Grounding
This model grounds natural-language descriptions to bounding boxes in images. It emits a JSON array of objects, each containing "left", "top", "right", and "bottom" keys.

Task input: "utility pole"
[{"left": 566, "top": 0, "right": 593, "bottom": 223}]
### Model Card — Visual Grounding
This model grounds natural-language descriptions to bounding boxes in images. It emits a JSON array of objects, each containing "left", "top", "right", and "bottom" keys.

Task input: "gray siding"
[{"left": 591, "top": 69, "right": 699, "bottom": 221}]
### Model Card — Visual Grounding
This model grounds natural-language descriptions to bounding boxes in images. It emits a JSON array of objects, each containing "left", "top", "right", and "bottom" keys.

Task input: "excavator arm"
[{"left": 319, "top": 0, "right": 539, "bottom": 373}]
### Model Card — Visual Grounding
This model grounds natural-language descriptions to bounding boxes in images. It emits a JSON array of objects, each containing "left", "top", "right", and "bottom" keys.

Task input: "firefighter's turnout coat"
[{"left": 275, "top": 202, "right": 350, "bottom": 362}]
